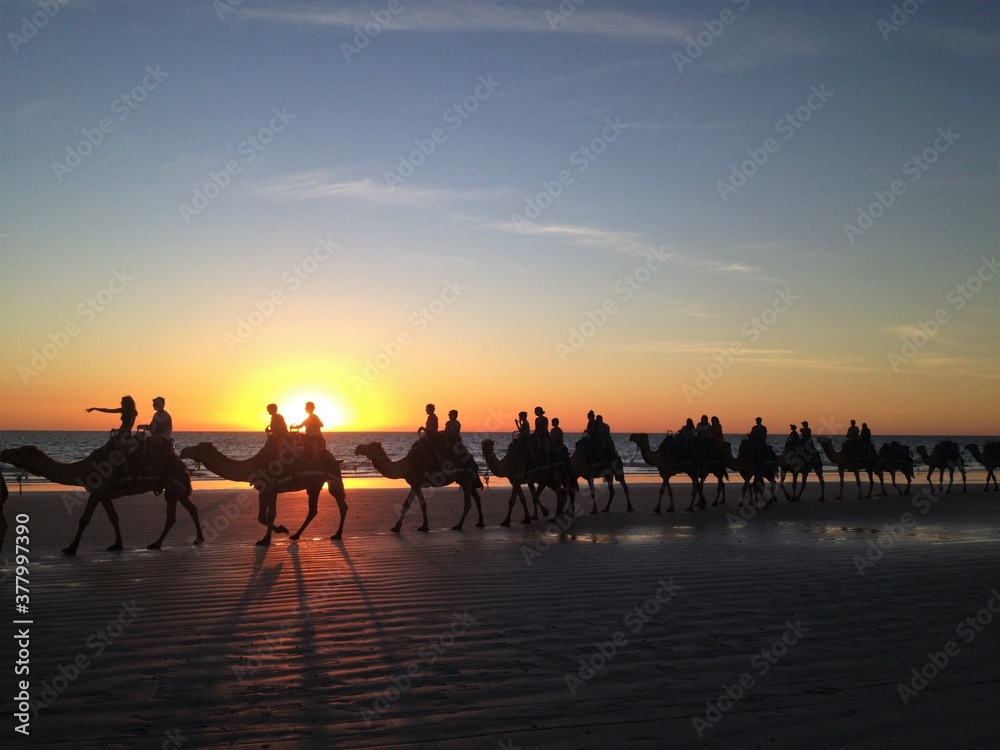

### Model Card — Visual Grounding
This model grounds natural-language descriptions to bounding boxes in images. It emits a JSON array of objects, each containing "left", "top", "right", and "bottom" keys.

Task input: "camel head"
[
  {"left": 915, "top": 445, "right": 929, "bottom": 460},
  {"left": 628, "top": 433, "right": 649, "bottom": 446},
  {"left": 355, "top": 442, "right": 380, "bottom": 459},
  {"left": 0, "top": 445, "right": 44, "bottom": 470},
  {"left": 481, "top": 439, "right": 495, "bottom": 453},
  {"left": 179, "top": 442, "right": 215, "bottom": 462}
]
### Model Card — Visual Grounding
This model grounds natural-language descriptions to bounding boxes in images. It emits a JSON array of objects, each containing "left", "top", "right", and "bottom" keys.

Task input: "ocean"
[{"left": 0, "top": 430, "right": 993, "bottom": 490}]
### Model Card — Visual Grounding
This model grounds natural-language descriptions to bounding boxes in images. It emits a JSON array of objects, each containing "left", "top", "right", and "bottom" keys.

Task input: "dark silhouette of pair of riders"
[
  {"left": 418, "top": 404, "right": 476, "bottom": 484},
  {"left": 86, "top": 395, "right": 180, "bottom": 488}
]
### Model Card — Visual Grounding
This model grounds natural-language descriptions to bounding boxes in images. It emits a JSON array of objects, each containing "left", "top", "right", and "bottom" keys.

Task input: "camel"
[
  {"left": 569, "top": 436, "right": 632, "bottom": 513},
  {"left": 720, "top": 439, "right": 778, "bottom": 507},
  {"left": 0, "top": 442, "right": 203, "bottom": 555},
  {"left": 179, "top": 440, "right": 347, "bottom": 545},
  {"left": 628, "top": 433, "right": 704, "bottom": 513},
  {"left": 877, "top": 442, "right": 914, "bottom": 495},
  {"left": 965, "top": 442, "right": 1000, "bottom": 491},
  {"left": 481, "top": 439, "right": 574, "bottom": 524},
  {"left": 915, "top": 442, "right": 967, "bottom": 493},
  {"left": 776, "top": 441, "right": 825, "bottom": 501},
  {"left": 355, "top": 439, "right": 484, "bottom": 532},
  {"left": 816, "top": 437, "right": 883, "bottom": 499}
]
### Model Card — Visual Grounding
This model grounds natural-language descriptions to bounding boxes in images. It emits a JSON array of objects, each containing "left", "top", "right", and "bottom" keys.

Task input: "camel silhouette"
[
  {"left": 569, "top": 435, "right": 631, "bottom": 513},
  {"left": 481, "top": 438, "right": 575, "bottom": 524},
  {"left": 355, "top": 439, "right": 484, "bottom": 533},
  {"left": 877, "top": 442, "right": 915, "bottom": 495},
  {"left": 721, "top": 439, "right": 778, "bottom": 508},
  {"left": 816, "top": 437, "right": 883, "bottom": 499},
  {"left": 776, "top": 440, "right": 825, "bottom": 502},
  {"left": 629, "top": 433, "right": 709, "bottom": 513},
  {"left": 0, "top": 443, "right": 203, "bottom": 555},
  {"left": 915, "top": 443, "right": 967, "bottom": 493},
  {"left": 965, "top": 442, "right": 999, "bottom": 491},
  {"left": 179, "top": 440, "right": 347, "bottom": 545}
]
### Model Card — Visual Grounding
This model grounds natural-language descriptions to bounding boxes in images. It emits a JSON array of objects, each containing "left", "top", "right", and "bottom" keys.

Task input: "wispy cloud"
[
  {"left": 240, "top": 1, "right": 689, "bottom": 40},
  {"left": 242, "top": 170, "right": 508, "bottom": 207}
]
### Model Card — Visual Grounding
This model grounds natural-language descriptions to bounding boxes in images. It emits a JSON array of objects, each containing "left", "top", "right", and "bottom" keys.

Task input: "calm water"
[{"left": 0, "top": 430, "right": 992, "bottom": 487}]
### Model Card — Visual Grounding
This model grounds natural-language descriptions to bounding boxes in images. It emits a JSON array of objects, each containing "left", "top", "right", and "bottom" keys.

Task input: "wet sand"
[{"left": 1, "top": 480, "right": 998, "bottom": 749}]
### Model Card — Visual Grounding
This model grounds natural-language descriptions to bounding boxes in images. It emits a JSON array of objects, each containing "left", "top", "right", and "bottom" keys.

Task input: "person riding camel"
[
  {"left": 136, "top": 396, "right": 174, "bottom": 479},
  {"left": 137, "top": 397, "right": 173, "bottom": 455},
  {"left": 534, "top": 406, "right": 551, "bottom": 463},
  {"left": 87, "top": 395, "right": 138, "bottom": 446},
  {"left": 290, "top": 401, "right": 324, "bottom": 462},
  {"left": 786, "top": 423, "right": 800, "bottom": 449},
  {"left": 265, "top": 403, "right": 288, "bottom": 447},
  {"left": 710, "top": 416, "right": 724, "bottom": 443},
  {"left": 418, "top": 403, "right": 442, "bottom": 469},
  {"left": 444, "top": 409, "right": 461, "bottom": 445}
]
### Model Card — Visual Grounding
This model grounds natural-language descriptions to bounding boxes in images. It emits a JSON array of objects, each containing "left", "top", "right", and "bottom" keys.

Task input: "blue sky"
[{"left": 1, "top": 0, "right": 997, "bottom": 432}]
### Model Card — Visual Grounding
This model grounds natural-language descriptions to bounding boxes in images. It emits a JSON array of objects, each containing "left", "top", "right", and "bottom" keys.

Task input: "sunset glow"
[{"left": 0, "top": 1, "right": 997, "bottom": 436}]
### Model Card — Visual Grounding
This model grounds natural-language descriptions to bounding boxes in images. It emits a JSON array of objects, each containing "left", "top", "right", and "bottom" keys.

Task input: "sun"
[{"left": 275, "top": 390, "right": 353, "bottom": 431}]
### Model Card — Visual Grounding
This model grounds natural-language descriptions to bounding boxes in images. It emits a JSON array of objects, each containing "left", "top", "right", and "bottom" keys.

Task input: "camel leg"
[
  {"left": 391, "top": 489, "right": 417, "bottom": 533},
  {"left": 290, "top": 488, "right": 319, "bottom": 540},
  {"left": 618, "top": 475, "right": 633, "bottom": 512},
  {"left": 256, "top": 488, "right": 278, "bottom": 546},
  {"left": 452, "top": 487, "right": 472, "bottom": 530},
  {"left": 64, "top": 493, "right": 122, "bottom": 555},
  {"left": 835, "top": 469, "right": 845, "bottom": 500},
  {"left": 473, "top": 489, "right": 485, "bottom": 527},
  {"left": 147, "top": 497, "right": 177, "bottom": 550},
  {"left": 176, "top": 493, "right": 205, "bottom": 544},
  {"left": 588, "top": 480, "right": 598, "bottom": 514},
  {"left": 501, "top": 486, "right": 517, "bottom": 526},
  {"left": 959, "top": 469, "right": 967, "bottom": 493},
  {"left": 685, "top": 478, "right": 698, "bottom": 512},
  {"left": 330, "top": 492, "right": 348, "bottom": 540},
  {"left": 655, "top": 479, "right": 674, "bottom": 513},
  {"left": 519, "top": 485, "right": 534, "bottom": 523},
  {"left": 415, "top": 488, "right": 430, "bottom": 531}
]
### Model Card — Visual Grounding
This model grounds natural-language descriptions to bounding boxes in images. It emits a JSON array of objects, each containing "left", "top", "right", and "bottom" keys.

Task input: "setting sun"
[{"left": 276, "top": 391, "right": 352, "bottom": 432}]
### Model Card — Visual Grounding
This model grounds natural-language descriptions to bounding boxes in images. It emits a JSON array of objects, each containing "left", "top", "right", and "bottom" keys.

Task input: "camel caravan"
[{"left": 0, "top": 397, "right": 997, "bottom": 556}]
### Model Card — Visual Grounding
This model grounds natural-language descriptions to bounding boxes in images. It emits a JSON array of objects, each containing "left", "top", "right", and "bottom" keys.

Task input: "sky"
[{"left": 1, "top": 0, "right": 998, "bottom": 435}]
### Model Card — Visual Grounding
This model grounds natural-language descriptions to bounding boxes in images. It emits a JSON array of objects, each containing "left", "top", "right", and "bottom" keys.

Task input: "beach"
[{"left": 2, "top": 480, "right": 998, "bottom": 749}]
